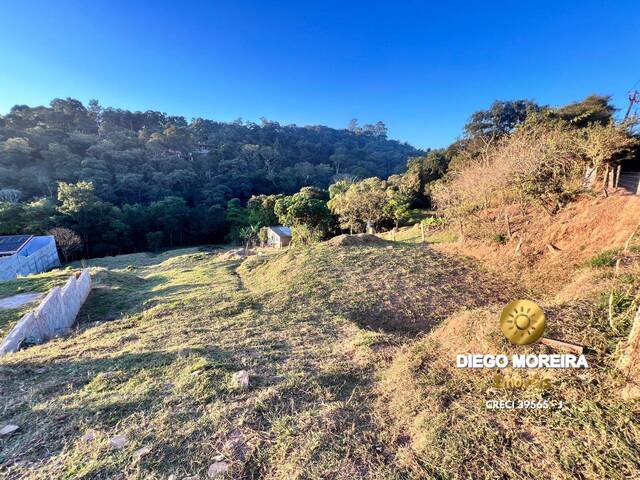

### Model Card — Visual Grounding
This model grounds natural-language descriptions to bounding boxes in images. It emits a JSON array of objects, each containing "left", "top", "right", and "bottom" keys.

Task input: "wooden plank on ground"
[{"left": 540, "top": 337, "right": 584, "bottom": 354}]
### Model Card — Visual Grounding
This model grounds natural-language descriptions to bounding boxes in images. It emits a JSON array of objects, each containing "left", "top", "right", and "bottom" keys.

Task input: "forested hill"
[{"left": 0, "top": 98, "right": 421, "bottom": 204}]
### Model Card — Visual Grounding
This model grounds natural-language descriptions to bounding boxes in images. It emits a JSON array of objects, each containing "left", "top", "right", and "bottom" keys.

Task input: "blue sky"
[{"left": 0, "top": 0, "right": 638, "bottom": 148}]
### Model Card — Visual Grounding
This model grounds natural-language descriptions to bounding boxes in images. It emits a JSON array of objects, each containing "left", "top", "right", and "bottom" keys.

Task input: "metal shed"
[{"left": 266, "top": 226, "right": 292, "bottom": 248}]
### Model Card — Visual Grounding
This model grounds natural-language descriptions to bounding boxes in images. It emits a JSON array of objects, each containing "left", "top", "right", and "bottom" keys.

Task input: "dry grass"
[
  {"left": 375, "top": 286, "right": 640, "bottom": 479},
  {"left": 1, "top": 194, "right": 639, "bottom": 479},
  {"left": 371, "top": 195, "right": 640, "bottom": 479},
  {"left": 0, "top": 245, "right": 412, "bottom": 479},
  {"left": 437, "top": 193, "right": 640, "bottom": 292}
]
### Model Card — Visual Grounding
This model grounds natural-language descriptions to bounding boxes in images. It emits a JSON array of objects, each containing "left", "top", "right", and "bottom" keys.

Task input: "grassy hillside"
[{"left": 1, "top": 196, "right": 639, "bottom": 479}]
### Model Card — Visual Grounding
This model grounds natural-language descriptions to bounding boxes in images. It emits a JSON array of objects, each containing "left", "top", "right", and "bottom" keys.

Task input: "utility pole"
[{"left": 624, "top": 90, "right": 639, "bottom": 121}]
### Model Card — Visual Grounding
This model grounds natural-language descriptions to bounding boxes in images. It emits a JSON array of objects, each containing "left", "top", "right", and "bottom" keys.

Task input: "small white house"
[
  {"left": 0, "top": 235, "right": 60, "bottom": 281},
  {"left": 266, "top": 226, "right": 292, "bottom": 248}
]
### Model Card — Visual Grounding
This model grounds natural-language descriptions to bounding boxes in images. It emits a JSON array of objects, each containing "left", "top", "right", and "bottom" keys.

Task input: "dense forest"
[
  {"left": 1, "top": 95, "right": 636, "bottom": 260},
  {"left": 0, "top": 99, "right": 421, "bottom": 256}
]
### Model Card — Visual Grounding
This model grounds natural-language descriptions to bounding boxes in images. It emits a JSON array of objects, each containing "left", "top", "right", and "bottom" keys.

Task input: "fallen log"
[{"left": 540, "top": 337, "right": 584, "bottom": 355}]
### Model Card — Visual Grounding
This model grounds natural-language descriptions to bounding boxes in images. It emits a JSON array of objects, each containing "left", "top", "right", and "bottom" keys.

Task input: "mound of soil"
[{"left": 326, "top": 233, "right": 386, "bottom": 247}]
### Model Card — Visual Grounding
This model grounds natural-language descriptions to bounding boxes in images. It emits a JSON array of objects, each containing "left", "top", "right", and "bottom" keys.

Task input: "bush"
[
  {"left": 421, "top": 216, "right": 445, "bottom": 229},
  {"left": 258, "top": 226, "right": 268, "bottom": 246}
]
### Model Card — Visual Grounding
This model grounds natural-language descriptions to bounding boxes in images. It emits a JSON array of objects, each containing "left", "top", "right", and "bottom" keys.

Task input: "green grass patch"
[
  {"left": 587, "top": 248, "right": 621, "bottom": 268},
  {"left": 0, "top": 268, "right": 73, "bottom": 297}
]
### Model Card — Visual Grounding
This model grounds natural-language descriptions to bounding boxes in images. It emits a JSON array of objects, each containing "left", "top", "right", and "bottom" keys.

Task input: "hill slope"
[
  {"left": 0, "top": 241, "right": 513, "bottom": 478},
  {"left": 1, "top": 194, "right": 639, "bottom": 479}
]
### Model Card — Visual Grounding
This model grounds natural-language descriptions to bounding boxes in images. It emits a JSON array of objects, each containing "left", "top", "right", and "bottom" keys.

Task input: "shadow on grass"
[
  {"left": 307, "top": 243, "right": 523, "bottom": 335},
  {"left": 0, "top": 345, "right": 239, "bottom": 467}
]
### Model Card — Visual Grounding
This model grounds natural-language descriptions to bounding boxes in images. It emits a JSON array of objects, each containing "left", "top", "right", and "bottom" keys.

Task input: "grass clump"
[{"left": 587, "top": 248, "right": 620, "bottom": 268}]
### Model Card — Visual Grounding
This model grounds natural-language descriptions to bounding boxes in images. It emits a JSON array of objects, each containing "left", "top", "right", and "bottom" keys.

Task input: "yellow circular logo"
[{"left": 500, "top": 300, "right": 546, "bottom": 345}]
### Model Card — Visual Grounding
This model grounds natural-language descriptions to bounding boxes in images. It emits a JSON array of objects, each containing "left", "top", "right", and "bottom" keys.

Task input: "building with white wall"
[{"left": 0, "top": 235, "right": 60, "bottom": 281}]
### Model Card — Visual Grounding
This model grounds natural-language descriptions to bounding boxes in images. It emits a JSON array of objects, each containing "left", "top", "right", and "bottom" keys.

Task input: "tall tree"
[{"left": 464, "top": 100, "right": 540, "bottom": 139}]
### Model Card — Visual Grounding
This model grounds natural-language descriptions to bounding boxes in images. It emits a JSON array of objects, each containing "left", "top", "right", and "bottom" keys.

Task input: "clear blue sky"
[{"left": 0, "top": 0, "right": 638, "bottom": 148}]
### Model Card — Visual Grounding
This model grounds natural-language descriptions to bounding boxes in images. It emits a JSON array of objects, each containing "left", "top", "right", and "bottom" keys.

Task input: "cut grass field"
[{"left": 1, "top": 232, "right": 639, "bottom": 479}]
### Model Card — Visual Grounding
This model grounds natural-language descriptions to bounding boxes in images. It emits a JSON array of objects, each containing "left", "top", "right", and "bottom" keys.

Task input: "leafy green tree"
[
  {"left": 384, "top": 187, "right": 411, "bottom": 228},
  {"left": 464, "top": 100, "right": 540, "bottom": 139},
  {"left": 247, "top": 194, "right": 283, "bottom": 227},
  {"left": 22, "top": 198, "right": 57, "bottom": 233},
  {"left": 0, "top": 202, "right": 23, "bottom": 234},
  {"left": 122, "top": 203, "right": 153, "bottom": 250},
  {"left": 298, "top": 186, "right": 329, "bottom": 201},
  {"left": 239, "top": 224, "right": 260, "bottom": 252},
  {"left": 274, "top": 191, "right": 334, "bottom": 243},
  {"left": 57, "top": 181, "right": 101, "bottom": 254},
  {"left": 146, "top": 231, "right": 164, "bottom": 252},
  {"left": 328, "top": 177, "right": 389, "bottom": 233},
  {"left": 556, "top": 95, "right": 616, "bottom": 128},
  {"left": 0, "top": 137, "right": 33, "bottom": 167},
  {"left": 401, "top": 149, "right": 451, "bottom": 207},
  {"left": 202, "top": 205, "right": 227, "bottom": 241}
]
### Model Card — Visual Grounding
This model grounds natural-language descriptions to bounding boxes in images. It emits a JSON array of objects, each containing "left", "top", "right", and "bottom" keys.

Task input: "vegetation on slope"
[
  {"left": 3, "top": 94, "right": 636, "bottom": 261},
  {"left": 376, "top": 262, "right": 640, "bottom": 479},
  {"left": 0, "top": 239, "right": 516, "bottom": 479},
  {"left": 3, "top": 202, "right": 638, "bottom": 479},
  {"left": 1, "top": 93, "right": 639, "bottom": 479},
  {"left": 0, "top": 99, "right": 421, "bottom": 256}
]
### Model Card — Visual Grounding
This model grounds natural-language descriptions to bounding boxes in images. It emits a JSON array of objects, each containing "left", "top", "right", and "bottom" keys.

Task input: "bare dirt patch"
[
  {"left": 325, "top": 233, "right": 386, "bottom": 247},
  {"left": 437, "top": 193, "right": 640, "bottom": 292}
]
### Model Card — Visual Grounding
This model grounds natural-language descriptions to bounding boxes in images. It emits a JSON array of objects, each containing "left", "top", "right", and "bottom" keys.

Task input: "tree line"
[
  {"left": 227, "top": 94, "right": 639, "bottom": 248},
  {"left": 2, "top": 95, "right": 635, "bottom": 258},
  {"left": 0, "top": 98, "right": 421, "bottom": 257}
]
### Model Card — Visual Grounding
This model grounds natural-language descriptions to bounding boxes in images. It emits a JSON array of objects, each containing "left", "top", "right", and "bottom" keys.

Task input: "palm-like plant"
[{"left": 238, "top": 224, "right": 260, "bottom": 254}]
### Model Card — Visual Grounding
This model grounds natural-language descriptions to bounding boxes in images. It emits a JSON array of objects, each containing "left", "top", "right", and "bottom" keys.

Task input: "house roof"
[
  {"left": 0, "top": 235, "right": 34, "bottom": 256},
  {"left": 269, "top": 226, "right": 292, "bottom": 238}
]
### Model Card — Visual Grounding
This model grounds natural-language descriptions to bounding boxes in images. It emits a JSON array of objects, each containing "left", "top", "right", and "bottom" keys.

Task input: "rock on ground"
[
  {"left": 207, "top": 461, "right": 230, "bottom": 477},
  {"left": 0, "top": 424, "right": 19, "bottom": 436},
  {"left": 109, "top": 435, "right": 127, "bottom": 449},
  {"left": 134, "top": 446, "right": 151, "bottom": 459},
  {"left": 233, "top": 370, "right": 250, "bottom": 388},
  {"left": 81, "top": 430, "right": 97, "bottom": 442}
]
